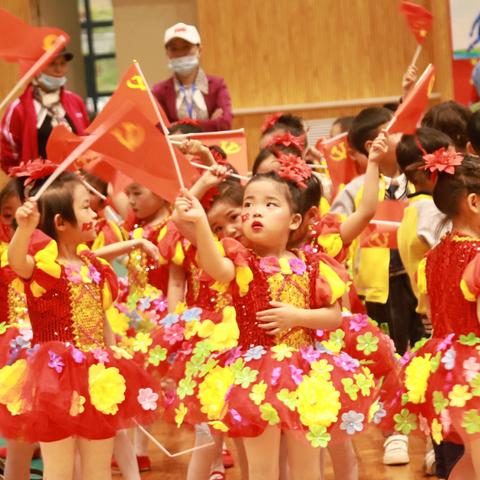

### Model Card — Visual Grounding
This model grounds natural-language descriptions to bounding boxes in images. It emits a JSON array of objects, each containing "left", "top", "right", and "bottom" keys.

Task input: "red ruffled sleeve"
[
  {"left": 156, "top": 220, "right": 187, "bottom": 267},
  {"left": 309, "top": 212, "right": 349, "bottom": 262}
]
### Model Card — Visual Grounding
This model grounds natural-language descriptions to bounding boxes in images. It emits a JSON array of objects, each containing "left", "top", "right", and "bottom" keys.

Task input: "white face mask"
[
  {"left": 168, "top": 55, "right": 199, "bottom": 75},
  {"left": 37, "top": 73, "right": 67, "bottom": 92}
]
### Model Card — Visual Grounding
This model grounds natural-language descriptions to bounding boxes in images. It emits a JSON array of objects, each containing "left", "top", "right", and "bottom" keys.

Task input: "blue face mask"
[
  {"left": 168, "top": 55, "right": 199, "bottom": 75},
  {"left": 37, "top": 73, "right": 67, "bottom": 92}
]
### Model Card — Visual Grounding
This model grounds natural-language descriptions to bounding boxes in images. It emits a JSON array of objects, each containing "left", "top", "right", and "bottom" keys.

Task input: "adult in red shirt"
[
  {"left": 0, "top": 50, "right": 89, "bottom": 173},
  {"left": 152, "top": 22, "right": 233, "bottom": 132}
]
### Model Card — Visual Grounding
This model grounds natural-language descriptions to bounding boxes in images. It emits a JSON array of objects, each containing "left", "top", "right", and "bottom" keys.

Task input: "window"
[{"left": 78, "top": 0, "right": 118, "bottom": 114}]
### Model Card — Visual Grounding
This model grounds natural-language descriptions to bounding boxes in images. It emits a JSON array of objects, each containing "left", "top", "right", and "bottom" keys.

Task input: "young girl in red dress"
[
  {"left": 0, "top": 169, "right": 159, "bottom": 480},
  {"left": 382, "top": 152, "right": 480, "bottom": 480},
  {"left": 171, "top": 162, "right": 378, "bottom": 480}
]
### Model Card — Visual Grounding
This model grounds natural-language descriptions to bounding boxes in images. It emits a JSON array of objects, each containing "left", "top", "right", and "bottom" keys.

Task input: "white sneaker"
[
  {"left": 383, "top": 434, "right": 410, "bottom": 465},
  {"left": 424, "top": 448, "right": 436, "bottom": 476}
]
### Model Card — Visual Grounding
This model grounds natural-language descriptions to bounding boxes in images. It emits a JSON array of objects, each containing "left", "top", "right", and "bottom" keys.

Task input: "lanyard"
[{"left": 179, "top": 83, "right": 196, "bottom": 119}]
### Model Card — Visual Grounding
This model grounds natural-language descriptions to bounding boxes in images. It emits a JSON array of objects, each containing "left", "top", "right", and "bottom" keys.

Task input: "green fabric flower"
[
  {"left": 356, "top": 332, "right": 379, "bottom": 355},
  {"left": 306, "top": 425, "right": 331, "bottom": 448},
  {"left": 147, "top": 346, "right": 167, "bottom": 366},
  {"left": 433, "top": 391, "right": 449, "bottom": 414},
  {"left": 394, "top": 408, "right": 417, "bottom": 435},
  {"left": 430, "top": 352, "right": 441, "bottom": 373},
  {"left": 234, "top": 366, "right": 258, "bottom": 388},
  {"left": 198, "top": 358, "right": 219, "bottom": 377},
  {"left": 177, "top": 377, "right": 196, "bottom": 399},
  {"left": 260, "top": 403, "right": 280, "bottom": 425},
  {"left": 459, "top": 333, "right": 480, "bottom": 346},
  {"left": 277, "top": 389, "right": 297, "bottom": 411},
  {"left": 0, "top": 322, "right": 7, "bottom": 335},
  {"left": 462, "top": 409, "right": 480, "bottom": 434},
  {"left": 470, "top": 373, "right": 480, "bottom": 396},
  {"left": 342, "top": 377, "right": 360, "bottom": 401},
  {"left": 328, "top": 329, "right": 345, "bottom": 350}
]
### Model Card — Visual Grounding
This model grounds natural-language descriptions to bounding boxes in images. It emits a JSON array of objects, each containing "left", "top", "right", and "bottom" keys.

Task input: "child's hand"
[
  {"left": 15, "top": 200, "right": 39, "bottom": 232},
  {"left": 256, "top": 301, "right": 300, "bottom": 335},
  {"left": 136, "top": 239, "right": 160, "bottom": 264},
  {"left": 179, "top": 139, "right": 209, "bottom": 157},
  {"left": 303, "top": 145, "right": 324, "bottom": 164},
  {"left": 368, "top": 130, "right": 389, "bottom": 164},
  {"left": 174, "top": 189, "right": 207, "bottom": 224},
  {"left": 402, "top": 64, "right": 418, "bottom": 98},
  {"left": 200, "top": 164, "right": 230, "bottom": 188}
]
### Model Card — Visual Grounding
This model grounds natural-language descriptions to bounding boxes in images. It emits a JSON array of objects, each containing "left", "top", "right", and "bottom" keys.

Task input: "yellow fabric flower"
[
  {"left": 206, "top": 307, "right": 239, "bottom": 351},
  {"left": 368, "top": 400, "right": 380, "bottom": 422},
  {"left": 174, "top": 302, "right": 187, "bottom": 315},
  {"left": 198, "top": 366, "right": 234, "bottom": 420},
  {"left": 132, "top": 332, "right": 153, "bottom": 354},
  {"left": 310, "top": 359, "right": 334, "bottom": 381},
  {"left": 448, "top": 384, "right": 473, "bottom": 407},
  {"left": 0, "top": 359, "right": 27, "bottom": 406},
  {"left": 295, "top": 372, "right": 341, "bottom": 428},
  {"left": 88, "top": 364, "right": 126, "bottom": 415},
  {"left": 175, "top": 403, "right": 187, "bottom": 427},
  {"left": 236, "top": 266, "right": 253, "bottom": 297},
  {"left": 271, "top": 344, "right": 296, "bottom": 361},
  {"left": 249, "top": 381, "right": 267, "bottom": 406},
  {"left": 106, "top": 307, "right": 129, "bottom": 336},
  {"left": 70, "top": 390, "right": 86, "bottom": 417},
  {"left": 210, "top": 281, "right": 228, "bottom": 293},
  {"left": 431, "top": 418, "right": 443, "bottom": 444},
  {"left": 7, "top": 398, "right": 24, "bottom": 416},
  {"left": 209, "top": 420, "right": 229, "bottom": 432},
  {"left": 405, "top": 354, "right": 432, "bottom": 404}
]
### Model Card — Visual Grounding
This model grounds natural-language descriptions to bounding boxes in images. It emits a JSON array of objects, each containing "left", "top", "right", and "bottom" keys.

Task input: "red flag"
[
  {"left": 399, "top": 1, "right": 433, "bottom": 45},
  {"left": 48, "top": 104, "right": 197, "bottom": 203},
  {"left": 87, "top": 62, "right": 170, "bottom": 133},
  {"left": 360, "top": 200, "right": 406, "bottom": 249},
  {"left": 387, "top": 64, "right": 435, "bottom": 135},
  {"left": 316, "top": 133, "right": 357, "bottom": 197},
  {"left": 172, "top": 129, "right": 248, "bottom": 175},
  {"left": 0, "top": 8, "right": 69, "bottom": 63}
]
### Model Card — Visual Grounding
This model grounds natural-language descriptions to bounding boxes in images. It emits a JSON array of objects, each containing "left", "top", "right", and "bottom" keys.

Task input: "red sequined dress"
[
  {"left": 382, "top": 233, "right": 480, "bottom": 443},
  {"left": 0, "top": 241, "right": 160, "bottom": 442},
  {"left": 166, "top": 238, "right": 379, "bottom": 446},
  {"left": 301, "top": 213, "right": 397, "bottom": 382}
]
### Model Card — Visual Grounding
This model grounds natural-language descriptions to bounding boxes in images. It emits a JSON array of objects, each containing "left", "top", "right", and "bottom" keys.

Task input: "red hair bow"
[
  {"left": 208, "top": 146, "right": 228, "bottom": 166},
  {"left": 261, "top": 112, "right": 284, "bottom": 134},
  {"left": 265, "top": 132, "right": 306, "bottom": 153},
  {"left": 423, "top": 148, "right": 463, "bottom": 176},
  {"left": 9, "top": 159, "right": 58, "bottom": 186},
  {"left": 277, "top": 154, "right": 311, "bottom": 189}
]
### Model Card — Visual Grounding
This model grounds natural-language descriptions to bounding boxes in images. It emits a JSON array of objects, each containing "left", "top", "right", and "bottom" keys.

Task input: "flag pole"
[
  {"left": 410, "top": 44, "right": 422, "bottom": 67},
  {"left": 0, "top": 35, "right": 67, "bottom": 113},
  {"left": 133, "top": 60, "right": 185, "bottom": 189}
]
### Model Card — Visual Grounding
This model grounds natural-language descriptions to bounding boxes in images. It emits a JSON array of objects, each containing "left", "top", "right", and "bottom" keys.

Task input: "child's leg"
[
  {"left": 279, "top": 433, "right": 289, "bottom": 480},
  {"left": 232, "top": 437, "right": 249, "bottom": 480},
  {"left": 186, "top": 423, "right": 222, "bottom": 480},
  {"left": 283, "top": 430, "right": 322, "bottom": 480},
  {"left": 243, "top": 427, "right": 281, "bottom": 480},
  {"left": 77, "top": 437, "right": 114, "bottom": 480},
  {"left": 4, "top": 440, "right": 36, "bottom": 480},
  {"left": 40, "top": 437, "right": 76, "bottom": 480},
  {"left": 133, "top": 424, "right": 150, "bottom": 457},
  {"left": 113, "top": 429, "right": 140, "bottom": 480},
  {"left": 327, "top": 440, "right": 358, "bottom": 480},
  {"left": 210, "top": 435, "right": 226, "bottom": 478}
]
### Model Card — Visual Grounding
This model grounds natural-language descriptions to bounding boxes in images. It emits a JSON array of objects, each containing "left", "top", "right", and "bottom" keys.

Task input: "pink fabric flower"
[
  {"left": 137, "top": 388, "right": 159, "bottom": 411},
  {"left": 289, "top": 257, "right": 306, "bottom": 275},
  {"left": 259, "top": 257, "right": 281, "bottom": 274}
]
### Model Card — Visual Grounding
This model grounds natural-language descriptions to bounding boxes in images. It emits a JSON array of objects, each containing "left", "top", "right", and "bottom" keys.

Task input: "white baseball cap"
[{"left": 164, "top": 23, "right": 201, "bottom": 46}]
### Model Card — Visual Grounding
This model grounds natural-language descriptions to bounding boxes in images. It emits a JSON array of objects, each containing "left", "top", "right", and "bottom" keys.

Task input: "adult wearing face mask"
[
  {"left": 0, "top": 49, "right": 89, "bottom": 173},
  {"left": 152, "top": 22, "right": 233, "bottom": 132}
]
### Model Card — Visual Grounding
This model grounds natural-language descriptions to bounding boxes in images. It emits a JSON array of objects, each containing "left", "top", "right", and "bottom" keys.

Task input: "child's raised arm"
[
  {"left": 8, "top": 200, "right": 39, "bottom": 279},
  {"left": 175, "top": 189, "right": 235, "bottom": 284},
  {"left": 338, "top": 130, "right": 387, "bottom": 246},
  {"left": 94, "top": 239, "right": 159, "bottom": 263}
]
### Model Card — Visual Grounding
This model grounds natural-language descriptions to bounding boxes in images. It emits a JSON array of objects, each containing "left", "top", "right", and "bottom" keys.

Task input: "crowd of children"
[{"left": 1, "top": 63, "right": 480, "bottom": 480}]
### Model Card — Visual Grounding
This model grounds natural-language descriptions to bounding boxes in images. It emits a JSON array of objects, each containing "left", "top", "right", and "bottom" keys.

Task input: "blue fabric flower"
[
  {"left": 160, "top": 313, "right": 180, "bottom": 327},
  {"left": 340, "top": 410, "right": 365, "bottom": 435},
  {"left": 244, "top": 345, "right": 267, "bottom": 361},
  {"left": 181, "top": 307, "right": 203, "bottom": 322},
  {"left": 441, "top": 347, "right": 456, "bottom": 371}
]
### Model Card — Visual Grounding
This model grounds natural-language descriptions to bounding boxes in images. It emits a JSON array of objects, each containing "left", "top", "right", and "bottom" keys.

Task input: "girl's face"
[
  {"left": 126, "top": 183, "right": 165, "bottom": 221},
  {"left": 67, "top": 184, "right": 97, "bottom": 243},
  {"left": 241, "top": 179, "right": 301, "bottom": 252},
  {"left": 207, "top": 199, "right": 243, "bottom": 242},
  {"left": 0, "top": 194, "right": 20, "bottom": 225}
]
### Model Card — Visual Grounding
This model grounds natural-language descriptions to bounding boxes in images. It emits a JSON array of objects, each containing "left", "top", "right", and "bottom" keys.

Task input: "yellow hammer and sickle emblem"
[
  {"left": 330, "top": 141, "right": 347, "bottom": 162},
  {"left": 368, "top": 232, "right": 390, "bottom": 248},
  {"left": 126, "top": 75, "right": 147, "bottom": 91},
  {"left": 111, "top": 122, "right": 145, "bottom": 152},
  {"left": 42, "top": 34, "right": 58, "bottom": 52},
  {"left": 220, "top": 141, "right": 240, "bottom": 155}
]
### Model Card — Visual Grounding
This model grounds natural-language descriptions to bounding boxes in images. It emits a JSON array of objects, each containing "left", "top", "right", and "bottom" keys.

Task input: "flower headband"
[
  {"left": 208, "top": 146, "right": 228, "bottom": 166},
  {"left": 9, "top": 159, "right": 58, "bottom": 186},
  {"left": 264, "top": 132, "right": 306, "bottom": 154},
  {"left": 277, "top": 153, "right": 312, "bottom": 189},
  {"left": 261, "top": 112, "right": 284, "bottom": 134},
  {"left": 422, "top": 147, "right": 463, "bottom": 179}
]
